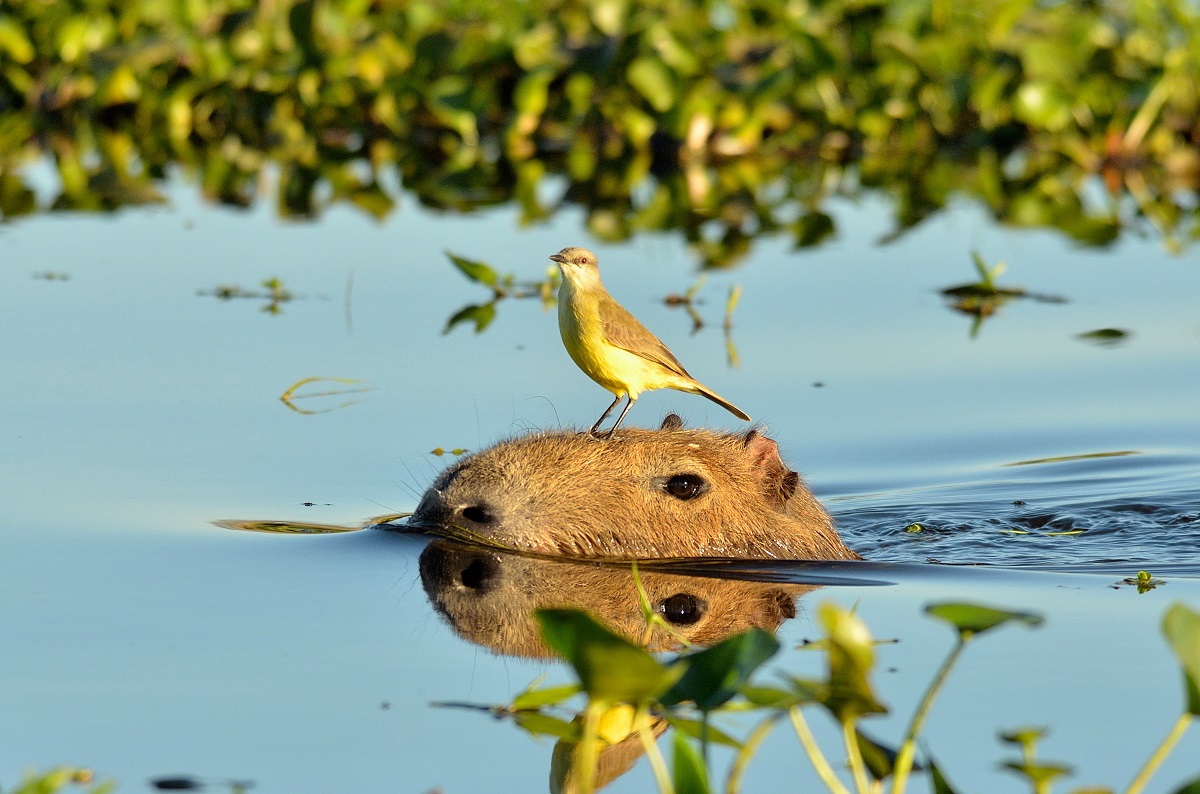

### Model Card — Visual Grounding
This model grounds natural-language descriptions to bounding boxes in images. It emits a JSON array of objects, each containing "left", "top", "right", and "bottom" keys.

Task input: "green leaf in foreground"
[
  {"left": 537, "top": 609, "right": 683, "bottom": 704},
  {"left": 661, "top": 628, "right": 779, "bottom": 711},
  {"left": 512, "top": 710, "right": 581, "bottom": 742},
  {"left": 511, "top": 682, "right": 581, "bottom": 710},
  {"left": 1172, "top": 774, "right": 1200, "bottom": 793},
  {"left": 672, "top": 729, "right": 712, "bottom": 794},
  {"left": 999, "top": 760, "right": 1074, "bottom": 787},
  {"left": 927, "top": 749, "right": 962, "bottom": 794},
  {"left": 925, "top": 602, "right": 1044, "bottom": 639},
  {"left": 819, "top": 602, "right": 887, "bottom": 720},
  {"left": 855, "top": 728, "right": 916, "bottom": 781},
  {"left": 1162, "top": 602, "right": 1200, "bottom": 715},
  {"left": 667, "top": 716, "right": 742, "bottom": 748}
]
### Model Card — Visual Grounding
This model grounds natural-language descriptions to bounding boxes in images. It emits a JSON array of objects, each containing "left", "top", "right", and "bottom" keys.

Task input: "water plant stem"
[
  {"left": 578, "top": 701, "right": 603, "bottom": 794},
  {"left": 789, "top": 707, "right": 852, "bottom": 794},
  {"left": 727, "top": 714, "right": 780, "bottom": 794},
  {"left": 1124, "top": 713, "right": 1193, "bottom": 794},
  {"left": 891, "top": 638, "right": 969, "bottom": 794},
  {"left": 636, "top": 710, "right": 673, "bottom": 794},
  {"left": 842, "top": 719, "right": 872, "bottom": 794}
]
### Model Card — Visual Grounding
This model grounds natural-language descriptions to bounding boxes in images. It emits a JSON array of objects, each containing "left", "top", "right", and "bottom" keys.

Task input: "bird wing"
[{"left": 598, "top": 297, "right": 692, "bottom": 378}]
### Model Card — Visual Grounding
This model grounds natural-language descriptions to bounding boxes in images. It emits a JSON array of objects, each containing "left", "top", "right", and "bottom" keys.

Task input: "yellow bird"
[{"left": 549, "top": 246, "right": 751, "bottom": 435}]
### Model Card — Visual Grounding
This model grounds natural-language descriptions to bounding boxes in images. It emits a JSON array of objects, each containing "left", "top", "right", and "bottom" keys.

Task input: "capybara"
[
  {"left": 419, "top": 539, "right": 819, "bottom": 657},
  {"left": 408, "top": 414, "right": 859, "bottom": 560}
]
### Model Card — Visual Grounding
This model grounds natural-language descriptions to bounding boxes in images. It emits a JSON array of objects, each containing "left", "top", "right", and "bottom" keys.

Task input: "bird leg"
[
  {"left": 606, "top": 395, "right": 637, "bottom": 436},
  {"left": 588, "top": 393, "right": 624, "bottom": 436}
]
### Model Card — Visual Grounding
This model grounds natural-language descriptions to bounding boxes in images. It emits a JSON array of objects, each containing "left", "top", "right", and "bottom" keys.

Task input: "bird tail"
[{"left": 691, "top": 383, "right": 751, "bottom": 421}]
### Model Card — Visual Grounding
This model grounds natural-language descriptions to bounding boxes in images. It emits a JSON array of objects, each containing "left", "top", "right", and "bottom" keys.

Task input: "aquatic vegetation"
[
  {"left": 1, "top": 767, "right": 112, "bottom": 794},
  {"left": 1, "top": 0, "right": 1198, "bottom": 256},
  {"left": 198, "top": 277, "right": 295, "bottom": 313},
  {"left": 443, "top": 599, "right": 1200, "bottom": 793},
  {"left": 278, "top": 375, "right": 371, "bottom": 414},
  {"left": 443, "top": 251, "right": 557, "bottom": 334},
  {"left": 940, "top": 250, "right": 1067, "bottom": 337}
]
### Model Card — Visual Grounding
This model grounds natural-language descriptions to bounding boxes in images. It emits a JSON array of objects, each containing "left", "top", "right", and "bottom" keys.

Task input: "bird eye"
[
  {"left": 664, "top": 473, "right": 708, "bottom": 501},
  {"left": 657, "top": 593, "right": 706, "bottom": 625}
]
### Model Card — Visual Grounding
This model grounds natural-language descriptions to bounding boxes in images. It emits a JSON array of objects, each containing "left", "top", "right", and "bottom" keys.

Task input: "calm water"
[{"left": 2, "top": 173, "right": 1199, "bottom": 792}]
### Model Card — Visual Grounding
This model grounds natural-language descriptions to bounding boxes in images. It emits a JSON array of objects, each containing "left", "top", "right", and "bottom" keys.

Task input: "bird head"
[{"left": 549, "top": 247, "right": 601, "bottom": 286}]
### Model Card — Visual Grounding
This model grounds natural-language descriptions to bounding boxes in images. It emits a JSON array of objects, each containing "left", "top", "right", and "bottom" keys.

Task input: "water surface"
[{"left": 2, "top": 177, "right": 1198, "bottom": 792}]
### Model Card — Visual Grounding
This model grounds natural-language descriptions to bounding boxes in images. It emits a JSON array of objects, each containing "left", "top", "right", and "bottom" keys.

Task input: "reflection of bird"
[{"left": 549, "top": 246, "right": 750, "bottom": 435}]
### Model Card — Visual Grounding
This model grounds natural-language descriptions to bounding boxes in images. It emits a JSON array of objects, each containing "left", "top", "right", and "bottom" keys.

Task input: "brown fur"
[
  {"left": 410, "top": 415, "right": 860, "bottom": 561},
  {"left": 419, "top": 540, "right": 819, "bottom": 658}
]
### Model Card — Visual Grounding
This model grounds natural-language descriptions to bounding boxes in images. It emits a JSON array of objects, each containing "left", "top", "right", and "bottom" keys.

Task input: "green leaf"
[
  {"left": 926, "top": 749, "right": 961, "bottom": 794},
  {"left": 288, "top": 0, "right": 319, "bottom": 63},
  {"left": 999, "top": 760, "right": 1073, "bottom": 786},
  {"left": 791, "top": 211, "right": 836, "bottom": 248},
  {"left": 741, "top": 685, "right": 801, "bottom": 708},
  {"left": 672, "top": 730, "right": 712, "bottom": 794},
  {"left": 1075, "top": 328, "right": 1130, "bottom": 347},
  {"left": 536, "top": 609, "right": 682, "bottom": 704},
  {"left": 0, "top": 18, "right": 35, "bottom": 63},
  {"left": 818, "top": 602, "right": 887, "bottom": 721},
  {"left": 513, "top": 66, "right": 556, "bottom": 119},
  {"left": 661, "top": 628, "right": 779, "bottom": 711},
  {"left": 1172, "top": 774, "right": 1200, "bottom": 794},
  {"left": 998, "top": 726, "right": 1047, "bottom": 746},
  {"left": 512, "top": 710, "right": 581, "bottom": 741},
  {"left": 667, "top": 717, "right": 742, "bottom": 748},
  {"left": 446, "top": 252, "right": 499, "bottom": 288},
  {"left": 1162, "top": 602, "right": 1200, "bottom": 715},
  {"left": 627, "top": 56, "right": 676, "bottom": 112},
  {"left": 512, "top": 682, "right": 581, "bottom": 710},
  {"left": 443, "top": 303, "right": 496, "bottom": 334},
  {"left": 925, "top": 602, "right": 1044, "bottom": 639},
  {"left": 855, "top": 728, "right": 915, "bottom": 781}
]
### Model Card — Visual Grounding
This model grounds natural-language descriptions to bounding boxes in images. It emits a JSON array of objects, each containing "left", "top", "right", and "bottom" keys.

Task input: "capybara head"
[{"left": 409, "top": 415, "right": 859, "bottom": 560}]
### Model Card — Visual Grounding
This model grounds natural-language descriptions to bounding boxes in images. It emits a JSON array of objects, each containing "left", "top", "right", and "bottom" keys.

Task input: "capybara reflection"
[
  {"left": 419, "top": 540, "right": 819, "bottom": 657},
  {"left": 410, "top": 414, "right": 859, "bottom": 560}
]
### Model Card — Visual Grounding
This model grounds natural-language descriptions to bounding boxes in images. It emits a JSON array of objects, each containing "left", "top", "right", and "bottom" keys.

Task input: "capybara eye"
[
  {"left": 664, "top": 473, "right": 708, "bottom": 501},
  {"left": 658, "top": 593, "right": 706, "bottom": 625}
]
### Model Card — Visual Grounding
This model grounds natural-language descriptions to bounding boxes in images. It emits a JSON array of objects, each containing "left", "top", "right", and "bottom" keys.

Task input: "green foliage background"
[{"left": 1, "top": 0, "right": 1198, "bottom": 263}]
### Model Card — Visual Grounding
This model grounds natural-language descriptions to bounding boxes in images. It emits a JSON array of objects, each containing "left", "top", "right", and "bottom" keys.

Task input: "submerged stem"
[
  {"left": 789, "top": 707, "right": 852, "bottom": 794},
  {"left": 892, "top": 638, "right": 969, "bottom": 794},
  {"left": 1125, "top": 713, "right": 1193, "bottom": 794}
]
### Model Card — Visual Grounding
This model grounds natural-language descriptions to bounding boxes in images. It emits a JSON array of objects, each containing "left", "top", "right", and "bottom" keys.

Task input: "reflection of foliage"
[
  {"left": 1, "top": 0, "right": 1199, "bottom": 256},
  {"left": 278, "top": 375, "right": 371, "bottom": 414},
  {"left": 1077, "top": 327, "right": 1132, "bottom": 347},
  {"left": 940, "top": 251, "right": 1066, "bottom": 337},
  {"left": 443, "top": 251, "right": 557, "bottom": 334},
  {"left": 198, "top": 277, "right": 295, "bottom": 314},
  {"left": 443, "top": 599, "right": 1200, "bottom": 794}
]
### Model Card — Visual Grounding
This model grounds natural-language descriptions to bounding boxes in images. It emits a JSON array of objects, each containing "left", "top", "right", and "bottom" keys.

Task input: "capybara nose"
[
  {"left": 419, "top": 542, "right": 501, "bottom": 596},
  {"left": 457, "top": 503, "right": 496, "bottom": 527}
]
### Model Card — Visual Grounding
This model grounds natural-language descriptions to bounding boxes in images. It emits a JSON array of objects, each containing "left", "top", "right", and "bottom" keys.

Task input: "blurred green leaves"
[{"left": 1, "top": 0, "right": 1198, "bottom": 256}]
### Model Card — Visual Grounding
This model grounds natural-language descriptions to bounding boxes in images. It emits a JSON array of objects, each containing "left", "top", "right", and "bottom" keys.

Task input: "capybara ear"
[
  {"left": 750, "top": 589, "right": 798, "bottom": 628},
  {"left": 661, "top": 413, "right": 684, "bottom": 431},
  {"left": 743, "top": 431, "right": 797, "bottom": 510}
]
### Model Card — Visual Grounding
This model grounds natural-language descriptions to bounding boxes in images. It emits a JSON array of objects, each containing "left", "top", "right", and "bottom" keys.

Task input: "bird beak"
[{"left": 548, "top": 252, "right": 567, "bottom": 264}]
